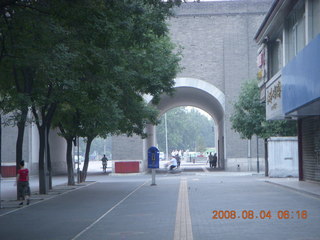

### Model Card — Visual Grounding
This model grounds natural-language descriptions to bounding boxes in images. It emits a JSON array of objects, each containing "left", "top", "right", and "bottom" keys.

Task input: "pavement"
[{"left": 0, "top": 160, "right": 319, "bottom": 240}]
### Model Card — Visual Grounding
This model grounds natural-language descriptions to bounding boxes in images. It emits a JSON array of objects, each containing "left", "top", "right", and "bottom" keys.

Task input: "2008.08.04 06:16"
[{"left": 212, "top": 210, "right": 308, "bottom": 220}]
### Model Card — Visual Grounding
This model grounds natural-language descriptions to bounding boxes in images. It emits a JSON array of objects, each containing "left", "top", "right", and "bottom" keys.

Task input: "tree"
[
  {"left": 0, "top": 0, "right": 182, "bottom": 191},
  {"left": 230, "top": 79, "right": 296, "bottom": 176},
  {"left": 52, "top": 78, "right": 121, "bottom": 184},
  {"left": 50, "top": 0, "right": 181, "bottom": 183},
  {"left": 157, "top": 107, "right": 215, "bottom": 153},
  {"left": 0, "top": 1, "right": 67, "bottom": 194}
]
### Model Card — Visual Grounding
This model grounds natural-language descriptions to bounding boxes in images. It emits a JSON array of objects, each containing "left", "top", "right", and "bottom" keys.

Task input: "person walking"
[
  {"left": 16, "top": 160, "right": 30, "bottom": 206},
  {"left": 208, "top": 153, "right": 214, "bottom": 168},
  {"left": 213, "top": 153, "right": 218, "bottom": 168},
  {"left": 175, "top": 154, "right": 181, "bottom": 168}
]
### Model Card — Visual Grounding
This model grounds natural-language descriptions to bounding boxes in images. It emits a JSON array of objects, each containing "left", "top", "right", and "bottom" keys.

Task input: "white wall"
[
  {"left": 268, "top": 137, "right": 298, "bottom": 177},
  {"left": 49, "top": 128, "right": 67, "bottom": 175}
]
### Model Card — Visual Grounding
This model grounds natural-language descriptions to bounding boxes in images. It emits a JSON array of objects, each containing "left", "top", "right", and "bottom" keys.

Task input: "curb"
[{"left": 265, "top": 180, "right": 320, "bottom": 199}]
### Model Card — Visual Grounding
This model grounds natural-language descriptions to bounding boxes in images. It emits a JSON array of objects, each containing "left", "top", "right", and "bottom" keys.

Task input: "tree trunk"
[
  {"left": 16, "top": 109, "right": 28, "bottom": 171},
  {"left": 15, "top": 108, "right": 28, "bottom": 198},
  {"left": 38, "top": 125, "right": 49, "bottom": 194},
  {"left": 32, "top": 102, "right": 57, "bottom": 194},
  {"left": 66, "top": 137, "right": 75, "bottom": 185},
  {"left": 46, "top": 126, "right": 52, "bottom": 189},
  {"left": 264, "top": 138, "right": 269, "bottom": 177},
  {"left": 81, "top": 136, "right": 94, "bottom": 182}
]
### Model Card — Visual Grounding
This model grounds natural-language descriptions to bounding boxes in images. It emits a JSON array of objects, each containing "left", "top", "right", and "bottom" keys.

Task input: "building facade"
[{"left": 255, "top": 0, "right": 320, "bottom": 182}]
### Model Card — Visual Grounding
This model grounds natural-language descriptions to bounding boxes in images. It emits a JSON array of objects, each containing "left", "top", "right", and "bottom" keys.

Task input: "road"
[{"left": 0, "top": 172, "right": 319, "bottom": 240}]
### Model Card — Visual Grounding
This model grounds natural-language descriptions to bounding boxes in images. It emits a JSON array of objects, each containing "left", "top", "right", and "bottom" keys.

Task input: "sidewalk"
[
  {"left": 264, "top": 177, "right": 320, "bottom": 198},
  {"left": 0, "top": 175, "right": 70, "bottom": 201},
  {"left": 0, "top": 160, "right": 111, "bottom": 201}
]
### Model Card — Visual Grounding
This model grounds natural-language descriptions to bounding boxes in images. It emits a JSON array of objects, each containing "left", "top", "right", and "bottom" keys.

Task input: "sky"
[{"left": 185, "top": 106, "right": 212, "bottom": 120}]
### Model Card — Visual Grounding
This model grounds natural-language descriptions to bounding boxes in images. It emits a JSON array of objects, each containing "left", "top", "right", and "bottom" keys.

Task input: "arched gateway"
[
  {"left": 112, "top": 77, "right": 225, "bottom": 172},
  {"left": 145, "top": 78, "right": 225, "bottom": 169}
]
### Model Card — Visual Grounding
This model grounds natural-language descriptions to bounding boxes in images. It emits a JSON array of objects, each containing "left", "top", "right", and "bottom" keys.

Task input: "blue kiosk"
[{"left": 148, "top": 146, "right": 160, "bottom": 186}]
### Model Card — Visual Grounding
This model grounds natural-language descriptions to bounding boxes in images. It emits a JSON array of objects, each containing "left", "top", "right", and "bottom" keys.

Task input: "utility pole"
[
  {"left": 256, "top": 135, "right": 259, "bottom": 173},
  {"left": 0, "top": 115, "right": 2, "bottom": 209},
  {"left": 77, "top": 137, "right": 80, "bottom": 184},
  {"left": 165, "top": 113, "right": 169, "bottom": 160}
]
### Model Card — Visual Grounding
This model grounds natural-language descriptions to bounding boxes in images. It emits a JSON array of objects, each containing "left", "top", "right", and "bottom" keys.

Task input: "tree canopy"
[
  {"left": 0, "top": 0, "right": 182, "bottom": 189},
  {"left": 157, "top": 107, "right": 215, "bottom": 153},
  {"left": 230, "top": 79, "right": 296, "bottom": 140}
]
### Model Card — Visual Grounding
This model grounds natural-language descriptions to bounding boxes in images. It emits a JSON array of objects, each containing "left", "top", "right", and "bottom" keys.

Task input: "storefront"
[
  {"left": 255, "top": 0, "right": 320, "bottom": 182},
  {"left": 282, "top": 35, "right": 320, "bottom": 182}
]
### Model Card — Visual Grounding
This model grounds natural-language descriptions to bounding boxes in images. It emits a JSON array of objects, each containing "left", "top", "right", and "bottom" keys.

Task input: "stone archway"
[{"left": 144, "top": 77, "right": 225, "bottom": 169}]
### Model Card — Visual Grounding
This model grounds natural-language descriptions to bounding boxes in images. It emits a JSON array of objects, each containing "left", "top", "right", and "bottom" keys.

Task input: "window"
[
  {"left": 311, "top": 0, "right": 320, "bottom": 39},
  {"left": 268, "top": 35, "right": 283, "bottom": 78},
  {"left": 286, "top": 3, "right": 305, "bottom": 63}
]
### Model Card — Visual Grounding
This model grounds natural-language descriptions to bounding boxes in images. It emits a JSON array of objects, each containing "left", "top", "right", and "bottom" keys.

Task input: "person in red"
[{"left": 16, "top": 160, "right": 30, "bottom": 206}]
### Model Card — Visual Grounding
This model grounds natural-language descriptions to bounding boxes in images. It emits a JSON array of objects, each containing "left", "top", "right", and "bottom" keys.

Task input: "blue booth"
[{"left": 148, "top": 146, "right": 160, "bottom": 169}]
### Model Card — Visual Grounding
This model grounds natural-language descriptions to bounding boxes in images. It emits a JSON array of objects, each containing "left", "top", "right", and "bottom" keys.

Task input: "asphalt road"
[{"left": 0, "top": 173, "right": 319, "bottom": 240}]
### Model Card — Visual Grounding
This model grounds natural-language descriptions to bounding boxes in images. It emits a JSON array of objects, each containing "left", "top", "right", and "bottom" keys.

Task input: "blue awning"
[{"left": 282, "top": 34, "right": 320, "bottom": 117}]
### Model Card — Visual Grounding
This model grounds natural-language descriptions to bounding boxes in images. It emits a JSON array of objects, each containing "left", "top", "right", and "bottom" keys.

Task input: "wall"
[
  {"left": 49, "top": 128, "right": 67, "bottom": 175},
  {"left": 225, "top": 157, "right": 265, "bottom": 172},
  {"left": 1, "top": 115, "right": 36, "bottom": 174},
  {"left": 268, "top": 137, "right": 298, "bottom": 177},
  {"left": 112, "top": 134, "right": 144, "bottom": 161},
  {"left": 168, "top": 1, "right": 272, "bottom": 160}
]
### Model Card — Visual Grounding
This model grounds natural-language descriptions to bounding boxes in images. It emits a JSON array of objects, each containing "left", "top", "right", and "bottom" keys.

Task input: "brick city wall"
[
  {"left": 168, "top": 0, "right": 271, "bottom": 160},
  {"left": 109, "top": 1, "right": 273, "bottom": 168}
]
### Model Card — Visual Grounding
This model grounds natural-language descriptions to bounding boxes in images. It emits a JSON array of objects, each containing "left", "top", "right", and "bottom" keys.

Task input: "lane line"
[
  {"left": 71, "top": 180, "right": 148, "bottom": 240},
  {"left": 174, "top": 178, "right": 193, "bottom": 240}
]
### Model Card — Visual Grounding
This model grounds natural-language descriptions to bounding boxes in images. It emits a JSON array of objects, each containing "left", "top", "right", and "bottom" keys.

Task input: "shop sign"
[{"left": 266, "top": 75, "right": 284, "bottom": 120}]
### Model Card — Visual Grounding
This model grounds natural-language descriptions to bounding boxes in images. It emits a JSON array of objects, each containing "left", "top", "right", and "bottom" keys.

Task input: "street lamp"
[
  {"left": 0, "top": 114, "right": 2, "bottom": 209},
  {"left": 77, "top": 136, "right": 80, "bottom": 183},
  {"left": 256, "top": 135, "right": 260, "bottom": 173},
  {"left": 165, "top": 113, "right": 168, "bottom": 160}
]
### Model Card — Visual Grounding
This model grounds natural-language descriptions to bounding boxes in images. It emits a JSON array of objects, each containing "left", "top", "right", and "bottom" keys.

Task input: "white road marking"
[{"left": 71, "top": 181, "right": 148, "bottom": 240}]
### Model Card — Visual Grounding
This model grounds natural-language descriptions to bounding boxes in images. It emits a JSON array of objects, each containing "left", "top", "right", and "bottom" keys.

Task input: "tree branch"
[{"left": 31, "top": 104, "right": 40, "bottom": 128}]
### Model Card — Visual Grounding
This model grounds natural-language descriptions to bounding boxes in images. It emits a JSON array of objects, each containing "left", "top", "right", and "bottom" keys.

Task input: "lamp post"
[
  {"left": 0, "top": 114, "right": 2, "bottom": 209},
  {"left": 165, "top": 113, "right": 169, "bottom": 160},
  {"left": 77, "top": 136, "right": 80, "bottom": 184},
  {"left": 256, "top": 135, "right": 260, "bottom": 173}
]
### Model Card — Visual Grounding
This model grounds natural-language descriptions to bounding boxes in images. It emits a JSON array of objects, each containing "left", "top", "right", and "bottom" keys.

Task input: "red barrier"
[
  {"left": 114, "top": 161, "right": 139, "bottom": 173},
  {"left": 1, "top": 166, "right": 16, "bottom": 177}
]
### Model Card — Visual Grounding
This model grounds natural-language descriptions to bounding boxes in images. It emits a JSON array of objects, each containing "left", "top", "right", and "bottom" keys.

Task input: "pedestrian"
[
  {"left": 213, "top": 153, "right": 218, "bottom": 168},
  {"left": 101, "top": 154, "right": 108, "bottom": 173},
  {"left": 208, "top": 152, "right": 214, "bottom": 168},
  {"left": 175, "top": 154, "right": 181, "bottom": 168},
  {"left": 16, "top": 160, "right": 30, "bottom": 206}
]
